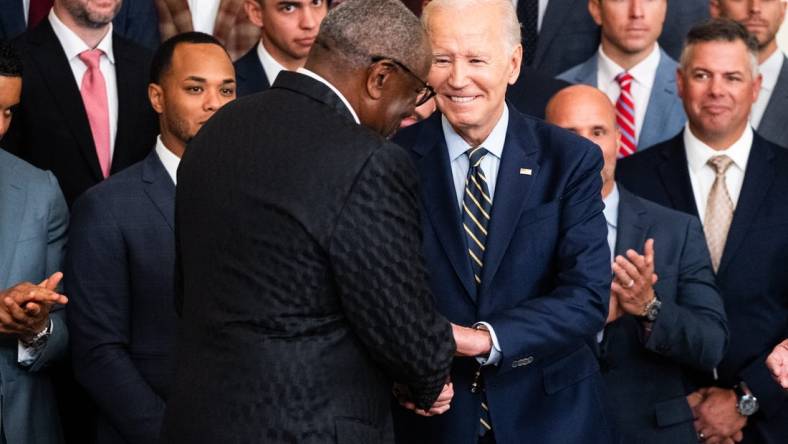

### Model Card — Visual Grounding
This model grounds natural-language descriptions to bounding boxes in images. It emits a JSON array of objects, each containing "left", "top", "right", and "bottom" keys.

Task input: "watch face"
[
  {"left": 646, "top": 300, "right": 661, "bottom": 321},
  {"left": 738, "top": 396, "right": 759, "bottom": 416}
]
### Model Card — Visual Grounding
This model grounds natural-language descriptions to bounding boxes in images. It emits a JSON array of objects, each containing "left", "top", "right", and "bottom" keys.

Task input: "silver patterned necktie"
[{"left": 704, "top": 155, "right": 734, "bottom": 272}]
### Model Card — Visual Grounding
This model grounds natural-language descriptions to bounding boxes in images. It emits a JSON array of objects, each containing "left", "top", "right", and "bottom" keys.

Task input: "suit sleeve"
[
  {"left": 25, "top": 171, "right": 69, "bottom": 372},
  {"left": 65, "top": 193, "right": 166, "bottom": 444},
  {"left": 328, "top": 143, "right": 455, "bottom": 410},
  {"left": 642, "top": 216, "right": 728, "bottom": 370},
  {"left": 486, "top": 144, "right": 611, "bottom": 373}
]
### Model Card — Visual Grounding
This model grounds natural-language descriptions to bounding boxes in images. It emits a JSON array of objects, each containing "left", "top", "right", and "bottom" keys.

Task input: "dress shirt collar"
[
  {"left": 256, "top": 40, "right": 287, "bottom": 85},
  {"left": 759, "top": 49, "right": 784, "bottom": 92},
  {"left": 155, "top": 136, "right": 181, "bottom": 185},
  {"left": 598, "top": 43, "right": 660, "bottom": 90},
  {"left": 49, "top": 9, "right": 115, "bottom": 64},
  {"left": 684, "top": 123, "right": 753, "bottom": 175},
  {"left": 603, "top": 182, "right": 619, "bottom": 229},
  {"left": 296, "top": 68, "right": 360, "bottom": 124},
  {"left": 443, "top": 105, "right": 509, "bottom": 162}
]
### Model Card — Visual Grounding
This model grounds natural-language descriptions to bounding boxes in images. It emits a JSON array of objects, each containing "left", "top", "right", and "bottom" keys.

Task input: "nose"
[
  {"left": 446, "top": 60, "right": 470, "bottom": 90},
  {"left": 629, "top": 0, "right": 645, "bottom": 18},
  {"left": 203, "top": 89, "right": 223, "bottom": 112},
  {"left": 708, "top": 75, "right": 725, "bottom": 97},
  {"left": 301, "top": 7, "right": 318, "bottom": 29},
  {"left": 750, "top": 0, "right": 762, "bottom": 15}
]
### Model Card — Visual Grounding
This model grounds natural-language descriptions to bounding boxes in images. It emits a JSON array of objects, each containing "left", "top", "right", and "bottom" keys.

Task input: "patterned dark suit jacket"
[{"left": 160, "top": 71, "right": 455, "bottom": 444}]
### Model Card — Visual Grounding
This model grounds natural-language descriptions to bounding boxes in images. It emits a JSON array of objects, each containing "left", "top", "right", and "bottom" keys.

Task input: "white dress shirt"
[
  {"left": 22, "top": 0, "right": 30, "bottom": 24},
  {"left": 188, "top": 0, "right": 222, "bottom": 34},
  {"left": 598, "top": 183, "right": 619, "bottom": 342},
  {"left": 296, "top": 68, "right": 360, "bottom": 124},
  {"left": 511, "top": 0, "right": 548, "bottom": 32},
  {"left": 684, "top": 124, "right": 753, "bottom": 224},
  {"left": 257, "top": 41, "right": 287, "bottom": 85},
  {"left": 443, "top": 105, "right": 509, "bottom": 366},
  {"left": 155, "top": 136, "right": 181, "bottom": 185},
  {"left": 751, "top": 49, "right": 785, "bottom": 129},
  {"left": 49, "top": 9, "right": 119, "bottom": 158},
  {"left": 597, "top": 44, "right": 661, "bottom": 144}
]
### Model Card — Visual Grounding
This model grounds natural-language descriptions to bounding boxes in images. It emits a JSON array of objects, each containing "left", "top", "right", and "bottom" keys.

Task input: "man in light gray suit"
[
  {"left": 713, "top": 0, "right": 788, "bottom": 149},
  {"left": 559, "top": 0, "right": 685, "bottom": 153},
  {"left": 0, "top": 41, "right": 69, "bottom": 444}
]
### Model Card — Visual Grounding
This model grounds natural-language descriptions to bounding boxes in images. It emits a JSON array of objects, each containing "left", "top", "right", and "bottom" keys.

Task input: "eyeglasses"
[{"left": 371, "top": 55, "right": 436, "bottom": 107}]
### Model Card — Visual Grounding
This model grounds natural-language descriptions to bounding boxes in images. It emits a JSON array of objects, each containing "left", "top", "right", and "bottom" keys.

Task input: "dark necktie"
[
  {"left": 28, "top": 0, "right": 54, "bottom": 30},
  {"left": 519, "top": 0, "right": 540, "bottom": 66}
]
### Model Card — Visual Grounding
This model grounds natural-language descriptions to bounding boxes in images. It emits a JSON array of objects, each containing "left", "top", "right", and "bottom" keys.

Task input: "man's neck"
[
  {"left": 159, "top": 131, "right": 185, "bottom": 159},
  {"left": 454, "top": 104, "right": 505, "bottom": 148},
  {"left": 262, "top": 39, "right": 304, "bottom": 71},
  {"left": 689, "top": 121, "right": 748, "bottom": 151},
  {"left": 601, "top": 179, "right": 614, "bottom": 199},
  {"left": 758, "top": 41, "right": 779, "bottom": 65},
  {"left": 600, "top": 39, "right": 655, "bottom": 71},
  {"left": 52, "top": 5, "right": 110, "bottom": 49}
]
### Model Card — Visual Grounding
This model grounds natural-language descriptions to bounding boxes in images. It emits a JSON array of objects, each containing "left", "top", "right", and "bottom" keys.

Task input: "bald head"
[{"left": 546, "top": 85, "right": 619, "bottom": 196}]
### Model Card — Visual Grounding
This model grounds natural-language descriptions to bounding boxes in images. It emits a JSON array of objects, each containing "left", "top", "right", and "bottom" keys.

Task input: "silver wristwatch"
[{"left": 734, "top": 381, "right": 759, "bottom": 416}]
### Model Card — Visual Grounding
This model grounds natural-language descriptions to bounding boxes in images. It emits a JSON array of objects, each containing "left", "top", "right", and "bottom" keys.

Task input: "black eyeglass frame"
[{"left": 370, "top": 55, "right": 436, "bottom": 107}]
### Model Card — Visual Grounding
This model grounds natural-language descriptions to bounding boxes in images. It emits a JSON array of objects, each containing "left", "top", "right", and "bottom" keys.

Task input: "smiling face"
[
  {"left": 677, "top": 40, "right": 761, "bottom": 149},
  {"left": 425, "top": 3, "right": 521, "bottom": 146}
]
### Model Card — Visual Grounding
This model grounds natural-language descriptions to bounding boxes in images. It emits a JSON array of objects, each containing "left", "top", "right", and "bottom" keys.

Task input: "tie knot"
[
  {"left": 467, "top": 147, "right": 489, "bottom": 167},
  {"left": 707, "top": 155, "right": 733, "bottom": 175},
  {"left": 616, "top": 72, "right": 633, "bottom": 89},
  {"left": 79, "top": 49, "right": 103, "bottom": 69}
]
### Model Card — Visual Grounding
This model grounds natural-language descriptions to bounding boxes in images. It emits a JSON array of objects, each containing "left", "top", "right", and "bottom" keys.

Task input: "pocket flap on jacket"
[{"left": 542, "top": 345, "right": 600, "bottom": 394}]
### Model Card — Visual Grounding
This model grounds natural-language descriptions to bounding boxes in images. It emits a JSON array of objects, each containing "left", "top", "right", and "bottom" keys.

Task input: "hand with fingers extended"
[
  {"left": 766, "top": 339, "right": 788, "bottom": 389},
  {"left": 610, "top": 238, "right": 659, "bottom": 317},
  {"left": 690, "top": 387, "right": 746, "bottom": 444},
  {"left": 394, "top": 380, "right": 454, "bottom": 417},
  {"left": 0, "top": 272, "right": 68, "bottom": 342}
]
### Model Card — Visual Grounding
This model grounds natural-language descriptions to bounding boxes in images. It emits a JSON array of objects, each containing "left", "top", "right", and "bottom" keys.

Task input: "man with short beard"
[
  {"left": 65, "top": 32, "right": 236, "bottom": 444},
  {"left": 4, "top": 0, "right": 158, "bottom": 206},
  {"left": 712, "top": 0, "right": 788, "bottom": 149}
]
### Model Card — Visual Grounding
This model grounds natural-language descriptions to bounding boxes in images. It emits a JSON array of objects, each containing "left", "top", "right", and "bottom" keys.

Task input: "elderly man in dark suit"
[
  {"left": 0, "top": 40, "right": 69, "bottom": 444},
  {"left": 161, "top": 1, "right": 456, "bottom": 443},
  {"left": 546, "top": 84, "right": 729, "bottom": 444},
  {"left": 393, "top": 1, "right": 614, "bottom": 443},
  {"left": 4, "top": 0, "right": 158, "bottom": 206},
  {"left": 618, "top": 19, "right": 788, "bottom": 444},
  {"left": 65, "top": 33, "right": 236, "bottom": 444}
]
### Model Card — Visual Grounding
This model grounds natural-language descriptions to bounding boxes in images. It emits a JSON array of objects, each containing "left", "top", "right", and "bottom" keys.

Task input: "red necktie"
[
  {"left": 28, "top": 0, "right": 54, "bottom": 30},
  {"left": 615, "top": 72, "right": 637, "bottom": 158},
  {"left": 79, "top": 49, "right": 111, "bottom": 178}
]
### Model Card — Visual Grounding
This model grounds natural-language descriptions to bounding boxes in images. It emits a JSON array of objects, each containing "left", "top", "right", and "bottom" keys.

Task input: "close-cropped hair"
[
  {"left": 679, "top": 18, "right": 760, "bottom": 77},
  {"left": 149, "top": 32, "right": 229, "bottom": 84},
  {"left": 421, "top": 0, "right": 521, "bottom": 54},
  {"left": 313, "top": 0, "right": 429, "bottom": 72},
  {"left": 0, "top": 40, "right": 22, "bottom": 77}
]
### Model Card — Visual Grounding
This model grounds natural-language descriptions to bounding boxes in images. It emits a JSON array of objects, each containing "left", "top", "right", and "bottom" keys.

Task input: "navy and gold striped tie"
[{"left": 462, "top": 147, "right": 494, "bottom": 435}]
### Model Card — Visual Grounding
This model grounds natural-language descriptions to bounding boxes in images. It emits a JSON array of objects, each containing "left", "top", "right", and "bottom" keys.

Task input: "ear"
[
  {"left": 588, "top": 0, "right": 603, "bottom": 27},
  {"left": 508, "top": 44, "right": 523, "bottom": 86},
  {"left": 675, "top": 68, "right": 685, "bottom": 99},
  {"left": 148, "top": 83, "right": 165, "bottom": 114},
  {"left": 709, "top": 0, "right": 721, "bottom": 18},
  {"left": 365, "top": 61, "right": 396, "bottom": 101},
  {"left": 244, "top": 0, "right": 264, "bottom": 28},
  {"left": 752, "top": 73, "right": 763, "bottom": 104}
]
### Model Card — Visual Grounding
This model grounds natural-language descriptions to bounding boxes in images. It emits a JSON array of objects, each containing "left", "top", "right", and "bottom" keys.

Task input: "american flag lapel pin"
[{"left": 520, "top": 168, "right": 532, "bottom": 176}]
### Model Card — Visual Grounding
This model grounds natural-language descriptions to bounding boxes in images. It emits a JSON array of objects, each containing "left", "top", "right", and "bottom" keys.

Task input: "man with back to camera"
[
  {"left": 160, "top": 1, "right": 457, "bottom": 442},
  {"left": 65, "top": 32, "right": 236, "bottom": 444},
  {"left": 235, "top": 0, "right": 329, "bottom": 96},
  {"left": 618, "top": 19, "right": 788, "bottom": 444}
]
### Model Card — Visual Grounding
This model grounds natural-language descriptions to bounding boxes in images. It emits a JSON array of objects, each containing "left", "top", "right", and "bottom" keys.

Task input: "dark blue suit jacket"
[
  {"left": 602, "top": 185, "right": 727, "bottom": 444},
  {"left": 617, "top": 131, "right": 788, "bottom": 444},
  {"left": 0, "top": 0, "right": 159, "bottom": 49},
  {"left": 65, "top": 150, "right": 178, "bottom": 444},
  {"left": 234, "top": 45, "right": 270, "bottom": 98},
  {"left": 393, "top": 108, "right": 614, "bottom": 444}
]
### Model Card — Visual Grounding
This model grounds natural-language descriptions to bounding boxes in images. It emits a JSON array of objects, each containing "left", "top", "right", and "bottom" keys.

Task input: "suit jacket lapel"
[
  {"left": 480, "top": 110, "right": 540, "bottom": 292},
  {"left": 0, "top": 160, "right": 27, "bottom": 288},
  {"left": 533, "top": 0, "right": 580, "bottom": 67},
  {"left": 413, "top": 116, "right": 477, "bottom": 303},
  {"left": 614, "top": 187, "right": 647, "bottom": 257},
  {"left": 717, "top": 136, "right": 775, "bottom": 275},
  {"left": 658, "top": 132, "right": 698, "bottom": 217},
  {"left": 757, "top": 56, "right": 788, "bottom": 141},
  {"left": 0, "top": 0, "right": 25, "bottom": 38},
  {"left": 570, "top": 53, "right": 598, "bottom": 85},
  {"left": 28, "top": 21, "right": 103, "bottom": 181},
  {"left": 640, "top": 50, "right": 682, "bottom": 149},
  {"left": 141, "top": 150, "right": 176, "bottom": 231}
]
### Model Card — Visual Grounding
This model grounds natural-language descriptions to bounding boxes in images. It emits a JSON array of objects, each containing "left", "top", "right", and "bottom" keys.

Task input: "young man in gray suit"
[
  {"left": 547, "top": 84, "right": 728, "bottom": 443},
  {"left": 712, "top": 0, "right": 788, "bottom": 149},
  {"left": 0, "top": 40, "right": 69, "bottom": 444},
  {"left": 559, "top": 0, "right": 685, "bottom": 153}
]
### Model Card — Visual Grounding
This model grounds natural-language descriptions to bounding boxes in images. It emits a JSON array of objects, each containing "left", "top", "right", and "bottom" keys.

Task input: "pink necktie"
[
  {"left": 79, "top": 49, "right": 111, "bottom": 178},
  {"left": 615, "top": 72, "right": 636, "bottom": 158}
]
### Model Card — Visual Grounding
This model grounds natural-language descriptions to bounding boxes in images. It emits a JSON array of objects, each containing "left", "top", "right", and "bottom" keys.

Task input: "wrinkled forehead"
[{"left": 425, "top": 5, "right": 509, "bottom": 55}]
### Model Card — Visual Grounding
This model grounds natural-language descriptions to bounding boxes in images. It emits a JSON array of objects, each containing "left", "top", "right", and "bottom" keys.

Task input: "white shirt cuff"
[
  {"left": 17, "top": 319, "right": 53, "bottom": 366},
  {"left": 473, "top": 321, "right": 502, "bottom": 366}
]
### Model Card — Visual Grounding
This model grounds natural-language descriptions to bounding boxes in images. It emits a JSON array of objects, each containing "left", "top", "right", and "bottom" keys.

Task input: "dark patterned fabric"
[
  {"left": 518, "top": 0, "right": 539, "bottom": 66},
  {"left": 161, "top": 71, "right": 455, "bottom": 444}
]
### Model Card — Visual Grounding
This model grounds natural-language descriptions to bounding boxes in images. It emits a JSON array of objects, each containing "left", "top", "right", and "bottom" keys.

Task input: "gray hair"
[
  {"left": 421, "top": 0, "right": 521, "bottom": 54},
  {"left": 679, "top": 18, "right": 760, "bottom": 77},
  {"left": 313, "top": 0, "right": 430, "bottom": 72}
]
